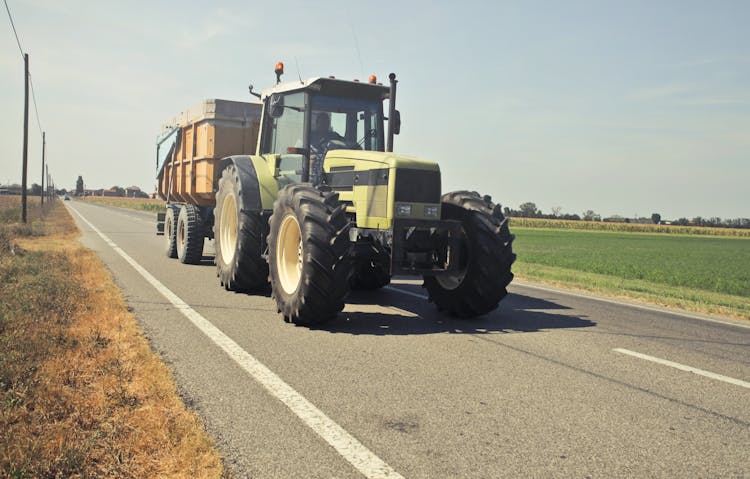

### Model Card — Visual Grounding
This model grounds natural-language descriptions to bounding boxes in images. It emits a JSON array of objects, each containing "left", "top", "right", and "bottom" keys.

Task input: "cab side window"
[{"left": 263, "top": 92, "right": 305, "bottom": 154}]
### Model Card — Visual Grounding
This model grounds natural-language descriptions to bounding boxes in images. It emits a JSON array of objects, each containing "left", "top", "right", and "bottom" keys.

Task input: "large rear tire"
[
  {"left": 164, "top": 205, "right": 179, "bottom": 258},
  {"left": 423, "top": 191, "right": 515, "bottom": 317},
  {"left": 350, "top": 246, "right": 391, "bottom": 290},
  {"left": 176, "top": 204, "right": 205, "bottom": 264},
  {"left": 214, "top": 165, "right": 268, "bottom": 291},
  {"left": 268, "top": 184, "right": 352, "bottom": 325}
]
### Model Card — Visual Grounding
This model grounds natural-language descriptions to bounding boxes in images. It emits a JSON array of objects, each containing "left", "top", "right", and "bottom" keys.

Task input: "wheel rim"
[
  {"left": 277, "top": 213, "right": 303, "bottom": 295},
  {"left": 435, "top": 227, "right": 468, "bottom": 291},
  {"left": 178, "top": 214, "right": 185, "bottom": 249},
  {"left": 166, "top": 214, "right": 173, "bottom": 244},
  {"left": 220, "top": 194, "right": 238, "bottom": 264}
]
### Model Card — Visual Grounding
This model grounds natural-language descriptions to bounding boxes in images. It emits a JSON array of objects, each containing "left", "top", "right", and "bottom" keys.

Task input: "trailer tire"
[
  {"left": 215, "top": 165, "right": 268, "bottom": 291},
  {"left": 268, "top": 184, "right": 352, "bottom": 325},
  {"left": 176, "top": 204, "right": 205, "bottom": 264},
  {"left": 164, "top": 205, "right": 179, "bottom": 258},
  {"left": 423, "top": 191, "right": 515, "bottom": 317}
]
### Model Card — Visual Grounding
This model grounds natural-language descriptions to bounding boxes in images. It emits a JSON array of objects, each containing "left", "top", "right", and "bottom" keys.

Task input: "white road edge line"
[
  {"left": 68, "top": 204, "right": 404, "bottom": 479},
  {"left": 613, "top": 348, "right": 750, "bottom": 389},
  {"left": 383, "top": 286, "right": 427, "bottom": 300}
]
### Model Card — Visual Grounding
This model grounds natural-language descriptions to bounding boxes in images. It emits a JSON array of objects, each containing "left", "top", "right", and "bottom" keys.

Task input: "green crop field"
[{"left": 511, "top": 228, "right": 750, "bottom": 319}]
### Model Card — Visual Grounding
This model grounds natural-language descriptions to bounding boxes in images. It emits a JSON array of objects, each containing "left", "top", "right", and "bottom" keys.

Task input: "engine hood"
[{"left": 324, "top": 150, "right": 439, "bottom": 172}]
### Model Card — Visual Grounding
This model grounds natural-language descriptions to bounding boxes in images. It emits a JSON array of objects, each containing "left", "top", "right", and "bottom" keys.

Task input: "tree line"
[{"left": 503, "top": 202, "right": 750, "bottom": 229}]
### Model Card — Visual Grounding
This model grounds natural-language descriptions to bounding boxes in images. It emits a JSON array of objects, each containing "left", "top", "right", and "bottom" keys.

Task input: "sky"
[{"left": 1, "top": 0, "right": 748, "bottom": 220}]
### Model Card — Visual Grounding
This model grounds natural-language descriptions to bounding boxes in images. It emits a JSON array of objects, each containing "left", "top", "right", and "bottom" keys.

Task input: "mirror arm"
[{"left": 248, "top": 84, "right": 261, "bottom": 99}]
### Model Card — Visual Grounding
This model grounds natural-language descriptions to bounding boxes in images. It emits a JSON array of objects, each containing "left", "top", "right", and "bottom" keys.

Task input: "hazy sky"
[{"left": 1, "top": 0, "right": 748, "bottom": 219}]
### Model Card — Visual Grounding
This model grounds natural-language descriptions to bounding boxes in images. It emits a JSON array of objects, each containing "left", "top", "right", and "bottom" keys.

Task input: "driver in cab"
[
  {"left": 310, "top": 112, "right": 345, "bottom": 149},
  {"left": 309, "top": 112, "right": 345, "bottom": 185}
]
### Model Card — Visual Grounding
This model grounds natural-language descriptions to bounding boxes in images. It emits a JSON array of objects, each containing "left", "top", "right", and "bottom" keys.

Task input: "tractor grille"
[{"left": 394, "top": 169, "right": 441, "bottom": 203}]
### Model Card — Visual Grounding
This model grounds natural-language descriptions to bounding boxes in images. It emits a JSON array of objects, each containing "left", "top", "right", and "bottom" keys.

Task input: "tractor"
[{"left": 157, "top": 63, "right": 515, "bottom": 325}]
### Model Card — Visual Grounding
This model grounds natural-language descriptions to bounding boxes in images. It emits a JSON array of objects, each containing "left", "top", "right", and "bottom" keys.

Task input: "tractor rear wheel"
[
  {"left": 214, "top": 164, "right": 268, "bottom": 291},
  {"left": 423, "top": 191, "right": 515, "bottom": 317},
  {"left": 164, "top": 205, "right": 179, "bottom": 258},
  {"left": 176, "top": 204, "right": 205, "bottom": 264},
  {"left": 350, "top": 247, "right": 391, "bottom": 290},
  {"left": 268, "top": 184, "right": 352, "bottom": 325}
]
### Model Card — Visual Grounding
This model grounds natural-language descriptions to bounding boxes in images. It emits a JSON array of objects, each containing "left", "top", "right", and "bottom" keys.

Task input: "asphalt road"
[{"left": 65, "top": 200, "right": 749, "bottom": 478}]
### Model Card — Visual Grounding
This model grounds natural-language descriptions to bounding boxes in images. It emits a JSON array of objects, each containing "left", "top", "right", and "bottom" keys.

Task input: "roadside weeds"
[{"left": 1, "top": 198, "right": 225, "bottom": 478}]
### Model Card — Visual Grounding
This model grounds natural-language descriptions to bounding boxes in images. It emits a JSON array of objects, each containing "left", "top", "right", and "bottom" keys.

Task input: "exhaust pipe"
[{"left": 387, "top": 73, "right": 397, "bottom": 152}]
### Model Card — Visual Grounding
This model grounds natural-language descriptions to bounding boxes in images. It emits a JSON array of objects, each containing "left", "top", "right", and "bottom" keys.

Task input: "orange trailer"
[{"left": 156, "top": 99, "right": 261, "bottom": 206}]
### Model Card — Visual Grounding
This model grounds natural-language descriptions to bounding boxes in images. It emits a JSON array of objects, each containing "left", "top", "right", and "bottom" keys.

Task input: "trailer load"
[{"left": 156, "top": 99, "right": 261, "bottom": 206}]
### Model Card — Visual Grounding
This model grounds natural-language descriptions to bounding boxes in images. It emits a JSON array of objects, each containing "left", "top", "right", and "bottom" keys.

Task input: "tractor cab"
[{"left": 251, "top": 66, "right": 397, "bottom": 186}]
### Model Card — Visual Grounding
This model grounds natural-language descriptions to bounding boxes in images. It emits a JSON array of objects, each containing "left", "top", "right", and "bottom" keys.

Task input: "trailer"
[{"left": 156, "top": 99, "right": 261, "bottom": 263}]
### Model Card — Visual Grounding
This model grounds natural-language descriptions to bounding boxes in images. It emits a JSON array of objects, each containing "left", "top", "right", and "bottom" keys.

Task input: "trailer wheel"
[
  {"left": 215, "top": 165, "right": 268, "bottom": 291},
  {"left": 423, "top": 191, "right": 515, "bottom": 317},
  {"left": 268, "top": 184, "right": 352, "bottom": 325},
  {"left": 176, "top": 204, "right": 205, "bottom": 264},
  {"left": 164, "top": 205, "right": 179, "bottom": 258}
]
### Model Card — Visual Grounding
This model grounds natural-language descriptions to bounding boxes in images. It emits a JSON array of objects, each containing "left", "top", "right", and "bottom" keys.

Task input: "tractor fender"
[{"left": 217, "top": 155, "right": 278, "bottom": 212}]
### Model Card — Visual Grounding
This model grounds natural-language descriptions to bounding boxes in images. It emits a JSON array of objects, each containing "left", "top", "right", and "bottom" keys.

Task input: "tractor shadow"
[{"left": 313, "top": 286, "right": 596, "bottom": 336}]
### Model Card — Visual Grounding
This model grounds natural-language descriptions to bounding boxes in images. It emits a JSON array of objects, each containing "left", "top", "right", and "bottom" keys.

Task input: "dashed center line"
[{"left": 614, "top": 348, "right": 750, "bottom": 389}]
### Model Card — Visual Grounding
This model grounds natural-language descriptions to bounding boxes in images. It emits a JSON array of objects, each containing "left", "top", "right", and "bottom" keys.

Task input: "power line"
[
  {"left": 3, "top": 0, "right": 23, "bottom": 59},
  {"left": 4, "top": 0, "right": 43, "bottom": 134},
  {"left": 28, "top": 72, "right": 42, "bottom": 134}
]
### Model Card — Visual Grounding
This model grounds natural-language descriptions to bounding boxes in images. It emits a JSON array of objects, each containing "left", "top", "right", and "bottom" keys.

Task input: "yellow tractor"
[{"left": 156, "top": 63, "right": 515, "bottom": 325}]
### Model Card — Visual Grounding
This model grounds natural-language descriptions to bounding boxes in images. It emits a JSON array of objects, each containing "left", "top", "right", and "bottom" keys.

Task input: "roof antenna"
[
  {"left": 294, "top": 56, "right": 303, "bottom": 84},
  {"left": 347, "top": 12, "right": 364, "bottom": 79}
]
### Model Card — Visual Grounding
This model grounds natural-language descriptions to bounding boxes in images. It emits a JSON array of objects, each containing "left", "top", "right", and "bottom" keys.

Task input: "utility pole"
[
  {"left": 41, "top": 131, "right": 45, "bottom": 206},
  {"left": 21, "top": 53, "right": 29, "bottom": 223}
]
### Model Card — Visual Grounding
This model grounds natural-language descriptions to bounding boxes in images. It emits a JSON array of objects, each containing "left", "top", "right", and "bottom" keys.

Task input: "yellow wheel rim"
[
  {"left": 220, "top": 194, "right": 238, "bottom": 264},
  {"left": 277, "top": 214, "right": 303, "bottom": 294}
]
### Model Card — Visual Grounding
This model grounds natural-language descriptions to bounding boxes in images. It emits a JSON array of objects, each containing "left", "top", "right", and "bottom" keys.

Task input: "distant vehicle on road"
[{"left": 63, "top": 194, "right": 70, "bottom": 201}]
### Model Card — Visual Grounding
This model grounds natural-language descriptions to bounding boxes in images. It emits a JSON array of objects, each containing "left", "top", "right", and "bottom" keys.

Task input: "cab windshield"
[{"left": 309, "top": 94, "right": 384, "bottom": 152}]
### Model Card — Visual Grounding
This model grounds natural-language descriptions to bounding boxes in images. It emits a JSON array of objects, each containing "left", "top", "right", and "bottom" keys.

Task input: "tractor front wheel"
[
  {"left": 268, "top": 184, "right": 352, "bottom": 325},
  {"left": 423, "top": 191, "right": 515, "bottom": 317}
]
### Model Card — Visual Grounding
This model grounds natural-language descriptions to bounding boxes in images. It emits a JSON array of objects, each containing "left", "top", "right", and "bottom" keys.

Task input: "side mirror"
[
  {"left": 269, "top": 94, "right": 284, "bottom": 118},
  {"left": 392, "top": 109, "right": 401, "bottom": 135}
]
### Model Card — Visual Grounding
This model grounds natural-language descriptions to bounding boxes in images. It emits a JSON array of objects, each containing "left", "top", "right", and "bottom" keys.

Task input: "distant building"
[
  {"left": 0, "top": 185, "right": 22, "bottom": 195},
  {"left": 125, "top": 186, "right": 149, "bottom": 198}
]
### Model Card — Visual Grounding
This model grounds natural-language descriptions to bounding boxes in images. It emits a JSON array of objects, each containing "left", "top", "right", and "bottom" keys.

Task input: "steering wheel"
[{"left": 312, "top": 135, "right": 349, "bottom": 154}]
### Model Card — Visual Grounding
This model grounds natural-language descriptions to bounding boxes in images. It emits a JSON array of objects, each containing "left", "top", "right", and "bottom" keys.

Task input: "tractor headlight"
[
  {"left": 424, "top": 205, "right": 439, "bottom": 218},
  {"left": 396, "top": 204, "right": 412, "bottom": 216}
]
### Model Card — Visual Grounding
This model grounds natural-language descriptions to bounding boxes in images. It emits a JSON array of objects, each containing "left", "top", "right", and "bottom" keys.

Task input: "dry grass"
[
  {"left": 1, "top": 199, "right": 224, "bottom": 478},
  {"left": 0, "top": 196, "right": 57, "bottom": 238},
  {"left": 82, "top": 196, "right": 165, "bottom": 213}
]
